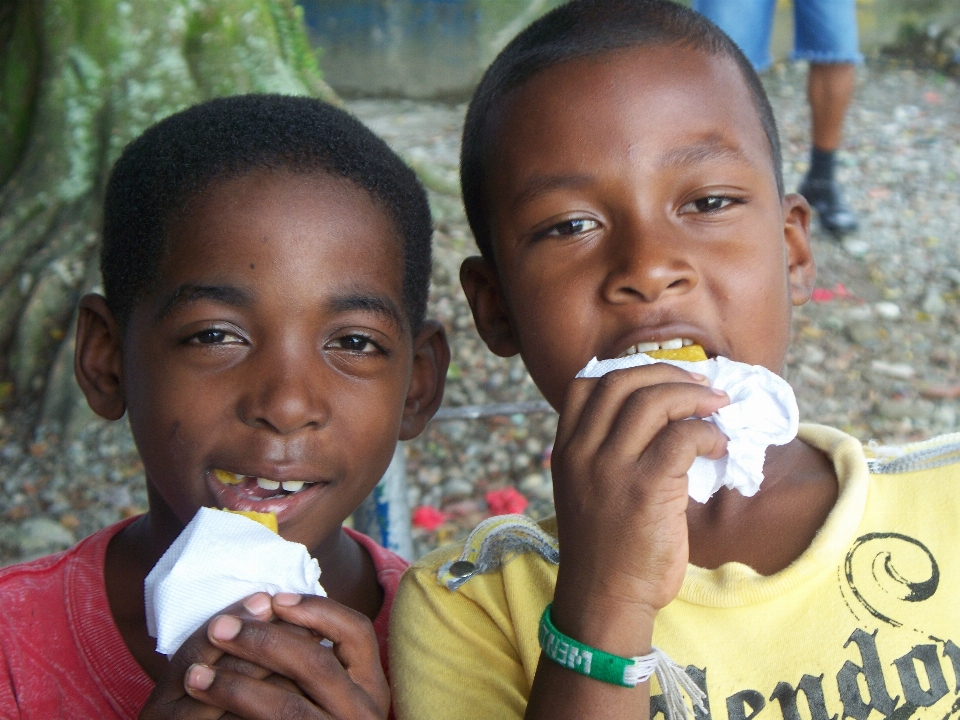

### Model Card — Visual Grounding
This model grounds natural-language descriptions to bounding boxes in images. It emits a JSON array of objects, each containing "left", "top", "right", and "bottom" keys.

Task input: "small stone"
[
  {"left": 847, "top": 322, "right": 882, "bottom": 346},
  {"left": 845, "top": 305, "right": 873, "bottom": 322},
  {"left": 943, "top": 268, "right": 960, "bottom": 287},
  {"left": 1, "top": 444, "right": 22, "bottom": 461},
  {"left": 441, "top": 478, "right": 474, "bottom": 499},
  {"left": 877, "top": 399, "right": 922, "bottom": 420},
  {"left": 933, "top": 405, "right": 957, "bottom": 428},
  {"left": 874, "top": 302, "right": 901, "bottom": 320},
  {"left": 842, "top": 238, "right": 870, "bottom": 257},
  {"left": 804, "top": 346, "right": 826, "bottom": 365},
  {"left": 17, "top": 517, "right": 76, "bottom": 557},
  {"left": 922, "top": 290, "right": 947, "bottom": 317},
  {"left": 519, "top": 472, "right": 553, "bottom": 500},
  {"left": 797, "top": 364, "right": 826, "bottom": 387},
  {"left": 870, "top": 360, "right": 916, "bottom": 380}
]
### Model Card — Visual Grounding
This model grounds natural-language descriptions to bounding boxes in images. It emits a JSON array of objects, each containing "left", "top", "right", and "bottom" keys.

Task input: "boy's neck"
[{"left": 685, "top": 437, "right": 838, "bottom": 576}]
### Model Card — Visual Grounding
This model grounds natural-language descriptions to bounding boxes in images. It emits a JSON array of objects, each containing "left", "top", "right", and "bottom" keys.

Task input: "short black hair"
[
  {"left": 102, "top": 94, "right": 432, "bottom": 332},
  {"left": 460, "top": 0, "right": 783, "bottom": 261}
]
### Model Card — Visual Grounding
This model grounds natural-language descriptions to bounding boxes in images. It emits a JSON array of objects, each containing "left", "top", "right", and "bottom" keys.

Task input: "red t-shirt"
[{"left": 0, "top": 517, "right": 407, "bottom": 718}]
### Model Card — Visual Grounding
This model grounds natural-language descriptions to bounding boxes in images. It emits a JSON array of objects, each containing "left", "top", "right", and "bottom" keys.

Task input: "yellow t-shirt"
[{"left": 390, "top": 425, "right": 960, "bottom": 720}]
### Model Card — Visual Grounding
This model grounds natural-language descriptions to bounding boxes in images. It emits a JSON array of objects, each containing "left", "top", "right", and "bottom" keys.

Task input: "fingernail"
[
  {"left": 689, "top": 372, "right": 708, "bottom": 381},
  {"left": 712, "top": 388, "right": 728, "bottom": 397},
  {"left": 243, "top": 592, "right": 272, "bottom": 615},
  {"left": 274, "top": 592, "right": 302, "bottom": 607},
  {"left": 210, "top": 615, "right": 242, "bottom": 641},
  {"left": 186, "top": 664, "right": 215, "bottom": 691}
]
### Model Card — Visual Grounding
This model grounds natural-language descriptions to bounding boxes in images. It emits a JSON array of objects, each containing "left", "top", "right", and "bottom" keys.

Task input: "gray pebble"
[{"left": 16, "top": 518, "right": 75, "bottom": 557}]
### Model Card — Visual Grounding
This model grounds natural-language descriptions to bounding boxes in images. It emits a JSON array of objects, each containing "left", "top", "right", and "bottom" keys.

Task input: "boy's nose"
[
  {"left": 239, "top": 352, "right": 330, "bottom": 435},
  {"left": 601, "top": 226, "right": 698, "bottom": 304}
]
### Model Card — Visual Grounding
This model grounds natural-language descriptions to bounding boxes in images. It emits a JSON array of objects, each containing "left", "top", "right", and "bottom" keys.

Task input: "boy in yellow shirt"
[{"left": 389, "top": 1, "right": 960, "bottom": 719}]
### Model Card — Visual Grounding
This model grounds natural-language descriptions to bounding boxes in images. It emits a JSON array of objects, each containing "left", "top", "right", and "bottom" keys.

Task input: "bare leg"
[
  {"left": 808, "top": 62, "right": 855, "bottom": 151},
  {"left": 799, "top": 62, "right": 858, "bottom": 236}
]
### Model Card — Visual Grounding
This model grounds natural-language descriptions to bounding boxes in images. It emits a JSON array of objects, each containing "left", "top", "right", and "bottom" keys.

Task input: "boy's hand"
[
  {"left": 549, "top": 363, "right": 729, "bottom": 646},
  {"left": 140, "top": 593, "right": 388, "bottom": 720},
  {"left": 141, "top": 592, "right": 278, "bottom": 719}
]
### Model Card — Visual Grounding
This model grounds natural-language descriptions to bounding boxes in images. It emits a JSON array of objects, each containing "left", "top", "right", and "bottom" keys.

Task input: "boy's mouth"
[
  {"left": 213, "top": 468, "right": 315, "bottom": 500},
  {"left": 617, "top": 337, "right": 696, "bottom": 359}
]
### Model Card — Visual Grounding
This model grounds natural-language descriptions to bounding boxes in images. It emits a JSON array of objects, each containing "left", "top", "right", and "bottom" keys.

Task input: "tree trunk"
[{"left": 0, "top": 0, "right": 338, "bottom": 436}]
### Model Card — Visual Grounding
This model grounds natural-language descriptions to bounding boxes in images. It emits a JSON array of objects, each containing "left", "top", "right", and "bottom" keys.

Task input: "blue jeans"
[{"left": 692, "top": 0, "right": 862, "bottom": 72}]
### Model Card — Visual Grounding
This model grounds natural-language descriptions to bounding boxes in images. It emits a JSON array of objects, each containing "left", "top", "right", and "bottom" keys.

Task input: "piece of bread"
[
  {"left": 222, "top": 509, "right": 279, "bottom": 533},
  {"left": 645, "top": 344, "right": 707, "bottom": 362}
]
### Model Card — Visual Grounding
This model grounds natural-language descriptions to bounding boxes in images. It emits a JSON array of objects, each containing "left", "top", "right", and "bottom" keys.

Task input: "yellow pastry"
[
  {"left": 213, "top": 469, "right": 243, "bottom": 485},
  {"left": 645, "top": 344, "right": 707, "bottom": 362},
  {"left": 222, "top": 509, "right": 279, "bottom": 533}
]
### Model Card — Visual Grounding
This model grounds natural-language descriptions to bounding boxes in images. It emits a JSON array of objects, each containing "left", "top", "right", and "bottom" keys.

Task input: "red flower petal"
[
  {"left": 485, "top": 487, "right": 529, "bottom": 516},
  {"left": 411, "top": 505, "right": 449, "bottom": 531}
]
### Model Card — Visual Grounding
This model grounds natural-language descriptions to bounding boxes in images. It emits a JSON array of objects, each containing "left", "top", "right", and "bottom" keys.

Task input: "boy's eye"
[
  {"left": 331, "top": 334, "right": 381, "bottom": 354},
  {"left": 540, "top": 218, "right": 600, "bottom": 238},
  {"left": 680, "top": 196, "right": 737, "bottom": 214},
  {"left": 190, "top": 328, "right": 243, "bottom": 345}
]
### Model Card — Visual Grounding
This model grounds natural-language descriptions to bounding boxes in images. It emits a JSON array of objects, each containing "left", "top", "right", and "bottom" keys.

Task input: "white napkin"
[
  {"left": 145, "top": 507, "right": 326, "bottom": 656},
  {"left": 577, "top": 354, "right": 798, "bottom": 503}
]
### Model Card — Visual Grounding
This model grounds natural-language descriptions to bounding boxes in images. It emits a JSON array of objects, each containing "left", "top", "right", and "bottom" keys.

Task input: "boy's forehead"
[
  {"left": 166, "top": 170, "right": 402, "bottom": 270},
  {"left": 148, "top": 170, "right": 407, "bottom": 315},
  {"left": 487, "top": 44, "right": 771, "bottom": 188}
]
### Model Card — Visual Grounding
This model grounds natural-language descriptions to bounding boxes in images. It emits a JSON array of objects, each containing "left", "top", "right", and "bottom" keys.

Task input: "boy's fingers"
[
  {"left": 557, "top": 364, "right": 711, "bottom": 454},
  {"left": 637, "top": 417, "right": 730, "bottom": 486},
  {"left": 214, "top": 618, "right": 314, "bottom": 679},
  {"left": 185, "top": 653, "right": 384, "bottom": 720},
  {"left": 205, "top": 610, "right": 388, "bottom": 718},
  {"left": 601, "top": 382, "right": 729, "bottom": 461},
  {"left": 271, "top": 594, "right": 382, "bottom": 679},
  {"left": 144, "top": 592, "right": 276, "bottom": 711},
  {"left": 185, "top": 664, "right": 335, "bottom": 720}
]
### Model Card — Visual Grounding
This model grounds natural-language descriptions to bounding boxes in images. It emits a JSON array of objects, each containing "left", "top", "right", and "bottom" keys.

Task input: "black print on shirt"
[
  {"left": 648, "top": 534, "right": 955, "bottom": 720},
  {"left": 844, "top": 533, "right": 939, "bottom": 628}
]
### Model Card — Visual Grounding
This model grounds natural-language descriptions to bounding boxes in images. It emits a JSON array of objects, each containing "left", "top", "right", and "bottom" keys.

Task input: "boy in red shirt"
[{"left": 0, "top": 94, "right": 449, "bottom": 718}]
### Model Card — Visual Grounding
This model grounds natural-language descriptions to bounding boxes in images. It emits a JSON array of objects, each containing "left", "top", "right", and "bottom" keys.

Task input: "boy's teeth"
[
  {"left": 256, "top": 477, "right": 281, "bottom": 490},
  {"left": 281, "top": 481, "right": 305, "bottom": 492},
  {"left": 618, "top": 338, "right": 696, "bottom": 358}
]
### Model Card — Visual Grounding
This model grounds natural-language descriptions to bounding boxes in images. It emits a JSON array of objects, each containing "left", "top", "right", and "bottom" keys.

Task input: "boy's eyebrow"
[
  {"left": 155, "top": 284, "right": 405, "bottom": 331},
  {"left": 510, "top": 174, "right": 593, "bottom": 209},
  {"left": 660, "top": 138, "right": 751, "bottom": 168},
  {"left": 328, "top": 293, "right": 406, "bottom": 333},
  {"left": 157, "top": 284, "right": 253, "bottom": 320}
]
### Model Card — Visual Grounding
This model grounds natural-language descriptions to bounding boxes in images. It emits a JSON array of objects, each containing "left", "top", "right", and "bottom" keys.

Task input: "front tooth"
[
  {"left": 636, "top": 342, "right": 659, "bottom": 353},
  {"left": 256, "top": 477, "right": 280, "bottom": 490},
  {"left": 660, "top": 338, "right": 683, "bottom": 350},
  {"left": 214, "top": 469, "right": 243, "bottom": 485},
  {"left": 281, "top": 480, "right": 305, "bottom": 492},
  {"left": 682, "top": 338, "right": 693, "bottom": 346}
]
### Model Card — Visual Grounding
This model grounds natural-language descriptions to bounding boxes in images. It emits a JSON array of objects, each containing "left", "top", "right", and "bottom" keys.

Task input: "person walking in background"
[{"left": 694, "top": 0, "right": 861, "bottom": 237}]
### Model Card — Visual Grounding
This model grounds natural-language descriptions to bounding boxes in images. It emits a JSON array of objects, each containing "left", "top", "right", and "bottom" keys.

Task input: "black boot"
[
  {"left": 799, "top": 147, "right": 859, "bottom": 237},
  {"left": 799, "top": 176, "right": 859, "bottom": 237}
]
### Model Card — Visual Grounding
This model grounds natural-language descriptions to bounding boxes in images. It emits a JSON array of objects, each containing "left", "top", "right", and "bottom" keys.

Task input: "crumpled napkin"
[
  {"left": 145, "top": 507, "right": 326, "bottom": 656},
  {"left": 577, "top": 353, "right": 798, "bottom": 503}
]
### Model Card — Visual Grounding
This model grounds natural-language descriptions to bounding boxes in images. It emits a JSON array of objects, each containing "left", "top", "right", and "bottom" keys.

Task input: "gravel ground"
[{"left": 0, "top": 60, "right": 958, "bottom": 564}]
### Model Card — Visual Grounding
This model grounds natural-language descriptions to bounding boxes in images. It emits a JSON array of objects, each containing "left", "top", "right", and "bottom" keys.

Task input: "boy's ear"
[
  {"left": 399, "top": 320, "right": 450, "bottom": 441},
  {"left": 782, "top": 193, "right": 816, "bottom": 307},
  {"left": 459, "top": 256, "right": 521, "bottom": 358},
  {"left": 74, "top": 294, "right": 126, "bottom": 421}
]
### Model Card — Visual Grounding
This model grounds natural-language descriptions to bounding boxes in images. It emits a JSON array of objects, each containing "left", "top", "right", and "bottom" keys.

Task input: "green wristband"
[{"left": 538, "top": 603, "right": 656, "bottom": 688}]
